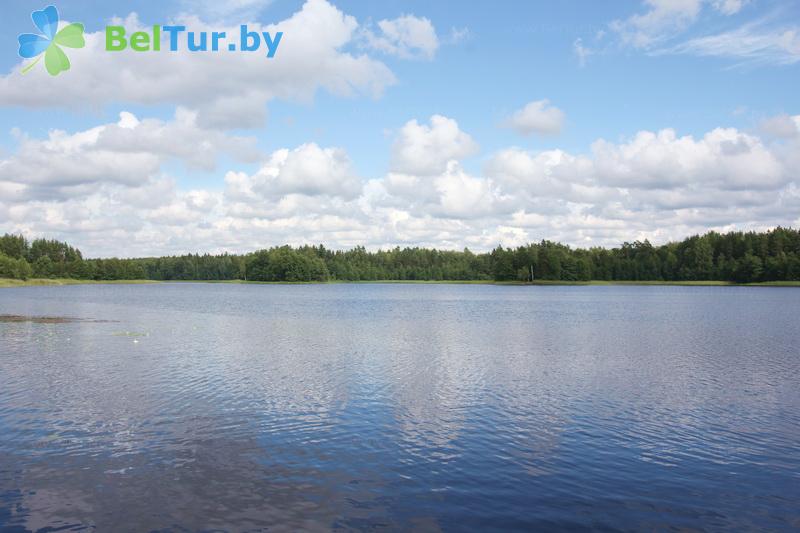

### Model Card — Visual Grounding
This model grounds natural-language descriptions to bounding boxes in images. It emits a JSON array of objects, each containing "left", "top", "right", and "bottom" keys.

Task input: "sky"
[{"left": 0, "top": 0, "right": 798, "bottom": 257}]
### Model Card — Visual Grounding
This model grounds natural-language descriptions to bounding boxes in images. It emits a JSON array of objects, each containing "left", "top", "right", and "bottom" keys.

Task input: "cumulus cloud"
[
  {"left": 391, "top": 115, "right": 478, "bottom": 175},
  {"left": 95, "top": 109, "right": 260, "bottom": 169},
  {"left": 0, "top": 0, "right": 396, "bottom": 128},
  {"left": 484, "top": 148, "right": 591, "bottom": 199},
  {"left": 225, "top": 143, "right": 361, "bottom": 202},
  {"left": 590, "top": 127, "right": 785, "bottom": 190},
  {"left": 362, "top": 15, "right": 440, "bottom": 60},
  {"left": 759, "top": 114, "right": 800, "bottom": 138},
  {"left": 431, "top": 163, "right": 512, "bottom": 219},
  {"left": 145, "top": 188, "right": 221, "bottom": 226},
  {"left": 481, "top": 125, "right": 798, "bottom": 246},
  {"left": 0, "top": 110, "right": 258, "bottom": 201},
  {"left": 1, "top": 111, "right": 798, "bottom": 257},
  {"left": 504, "top": 100, "right": 565, "bottom": 136},
  {"left": 370, "top": 162, "right": 514, "bottom": 220}
]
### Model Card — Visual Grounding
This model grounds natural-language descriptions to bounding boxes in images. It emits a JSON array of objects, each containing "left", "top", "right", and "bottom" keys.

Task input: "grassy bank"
[
  {"left": 3, "top": 278, "right": 799, "bottom": 288},
  {"left": 340, "top": 279, "right": 800, "bottom": 286},
  {"left": 470, "top": 280, "right": 798, "bottom": 287},
  {"left": 0, "top": 278, "right": 158, "bottom": 288}
]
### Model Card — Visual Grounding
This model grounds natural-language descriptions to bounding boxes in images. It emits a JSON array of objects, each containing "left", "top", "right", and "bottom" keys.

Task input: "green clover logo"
[{"left": 18, "top": 5, "right": 85, "bottom": 76}]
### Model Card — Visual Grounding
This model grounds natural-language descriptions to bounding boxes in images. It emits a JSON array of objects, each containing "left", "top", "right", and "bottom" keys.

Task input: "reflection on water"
[{"left": 1, "top": 283, "right": 799, "bottom": 531}]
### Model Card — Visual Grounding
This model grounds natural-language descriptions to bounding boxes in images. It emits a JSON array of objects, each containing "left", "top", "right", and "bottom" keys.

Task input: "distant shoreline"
[{"left": 3, "top": 278, "right": 799, "bottom": 289}]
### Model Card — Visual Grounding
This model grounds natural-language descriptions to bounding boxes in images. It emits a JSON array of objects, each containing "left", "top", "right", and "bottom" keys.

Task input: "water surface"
[{"left": 1, "top": 283, "right": 799, "bottom": 531}]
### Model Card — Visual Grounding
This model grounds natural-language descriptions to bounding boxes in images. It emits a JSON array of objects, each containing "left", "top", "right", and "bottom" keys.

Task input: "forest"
[{"left": 1, "top": 227, "right": 799, "bottom": 284}]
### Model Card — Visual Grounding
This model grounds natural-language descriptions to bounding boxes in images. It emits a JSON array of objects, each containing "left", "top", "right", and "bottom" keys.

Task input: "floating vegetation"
[
  {"left": 112, "top": 331, "right": 149, "bottom": 337},
  {"left": 0, "top": 314, "right": 117, "bottom": 324}
]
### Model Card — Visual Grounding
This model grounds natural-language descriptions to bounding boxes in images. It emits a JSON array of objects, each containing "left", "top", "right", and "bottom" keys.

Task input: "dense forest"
[{"left": 1, "top": 228, "right": 800, "bottom": 283}]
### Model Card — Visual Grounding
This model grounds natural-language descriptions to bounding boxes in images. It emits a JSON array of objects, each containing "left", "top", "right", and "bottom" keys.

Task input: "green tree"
[
  {"left": 733, "top": 253, "right": 763, "bottom": 283},
  {"left": 0, "top": 253, "right": 33, "bottom": 280}
]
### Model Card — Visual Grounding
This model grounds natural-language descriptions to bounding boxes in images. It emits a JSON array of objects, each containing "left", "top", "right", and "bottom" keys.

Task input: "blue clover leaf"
[{"left": 18, "top": 5, "right": 85, "bottom": 76}]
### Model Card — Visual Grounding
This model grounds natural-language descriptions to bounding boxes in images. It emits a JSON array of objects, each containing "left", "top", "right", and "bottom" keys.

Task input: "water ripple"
[{"left": 1, "top": 283, "right": 799, "bottom": 531}]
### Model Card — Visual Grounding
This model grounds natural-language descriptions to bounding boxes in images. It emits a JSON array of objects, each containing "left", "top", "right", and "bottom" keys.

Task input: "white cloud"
[
  {"left": 225, "top": 143, "right": 361, "bottom": 202},
  {"left": 146, "top": 188, "right": 221, "bottom": 226},
  {"left": 711, "top": 0, "right": 749, "bottom": 16},
  {"left": 182, "top": 0, "right": 273, "bottom": 22},
  {"left": 445, "top": 27, "right": 470, "bottom": 45},
  {"left": 759, "top": 114, "right": 800, "bottom": 138},
  {"left": 610, "top": 0, "right": 750, "bottom": 49},
  {"left": 610, "top": 0, "right": 704, "bottom": 48},
  {"left": 504, "top": 100, "right": 565, "bottom": 136},
  {"left": 433, "top": 163, "right": 510, "bottom": 219},
  {"left": 0, "top": 110, "right": 258, "bottom": 200},
  {"left": 604, "top": 0, "right": 797, "bottom": 69},
  {"left": 362, "top": 15, "right": 440, "bottom": 60},
  {"left": 573, "top": 38, "right": 593, "bottom": 66},
  {"left": 660, "top": 21, "right": 800, "bottom": 66},
  {"left": 590, "top": 127, "right": 785, "bottom": 191},
  {"left": 484, "top": 148, "right": 591, "bottom": 199},
  {"left": 391, "top": 115, "right": 478, "bottom": 175},
  {"left": 1, "top": 113, "right": 798, "bottom": 256},
  {"left": 0, "top": 0, "right": 396, "bottom": 128},
  {"left": 95, "top": 108, "right": 260, "bottom": 169},
  {"left": 370, "top": 161, "right": 514, "bottom": 220}
]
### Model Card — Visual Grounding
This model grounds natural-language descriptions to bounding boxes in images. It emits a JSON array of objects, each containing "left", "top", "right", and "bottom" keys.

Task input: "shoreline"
[{"left": 2, "top": 278, "right": 799, "bottom": 288}]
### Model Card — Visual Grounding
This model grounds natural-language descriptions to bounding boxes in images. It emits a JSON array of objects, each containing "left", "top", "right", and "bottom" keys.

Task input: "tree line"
[{"left": 2, "top": 227, "right": 799, "bottom": 284}]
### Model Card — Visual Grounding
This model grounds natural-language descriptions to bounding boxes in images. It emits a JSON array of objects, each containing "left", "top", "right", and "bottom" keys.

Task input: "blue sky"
[{"left": 0, "top": 0, "right": 798, "bottom": 256}]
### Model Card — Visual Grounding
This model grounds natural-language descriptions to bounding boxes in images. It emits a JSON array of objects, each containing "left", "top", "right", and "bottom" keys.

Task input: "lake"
[{"left": 1, "top": 283, "right": 799, "bottom": 531}]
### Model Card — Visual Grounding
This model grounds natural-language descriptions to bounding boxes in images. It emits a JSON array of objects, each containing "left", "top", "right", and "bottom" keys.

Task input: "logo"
[
  {"left": 105, "top": 26, "right": 283, "bottom": 57},
  {"left": 16, "top": 5, "right": 282, "bottom": 78},
  {"left": 18, "top": 5, "right": 85, "bottom": 76}
]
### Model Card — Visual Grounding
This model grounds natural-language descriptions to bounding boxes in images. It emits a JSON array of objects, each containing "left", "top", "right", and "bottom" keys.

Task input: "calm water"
[{"left": 1, "top": 284, "right": 798, "bottom": 531}]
